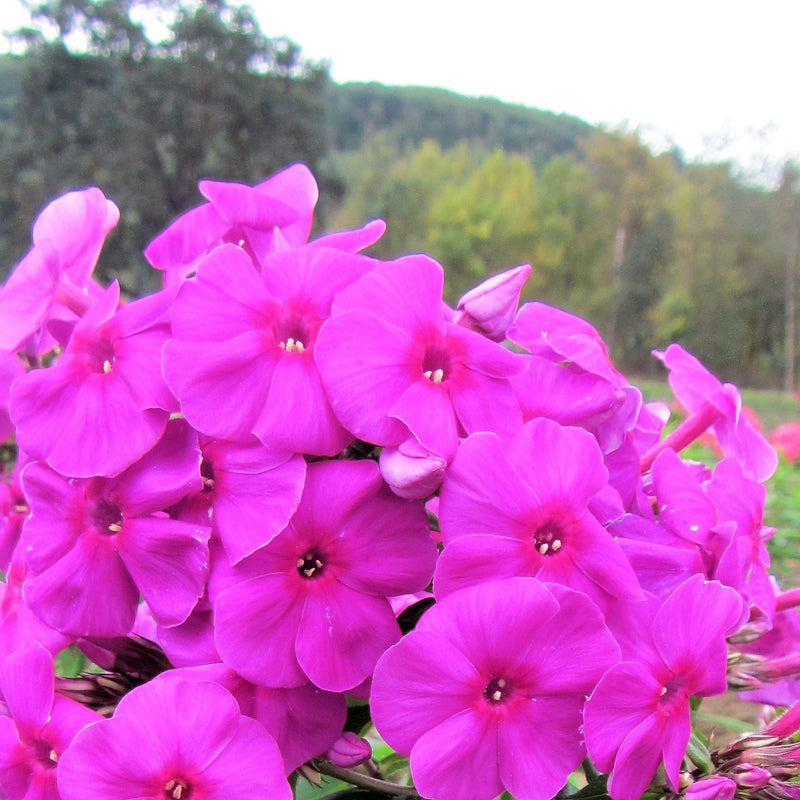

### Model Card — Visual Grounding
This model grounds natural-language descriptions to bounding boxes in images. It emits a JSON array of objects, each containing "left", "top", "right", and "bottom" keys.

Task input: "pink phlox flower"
[
  {"left": 707, "top": 458, "right": 776, "bottom": 621},
  {"left": 508, "top": 300, "right": 627, "bottom": 386},
  {"left": 0, "top": 643, "right": 101, "bottom": 800},
  {"left": 685, "top": 776, "right": 737, "bottom": 800},
  {"left": 144, "top": 163, "right": 318, "bottom": 286},
  {"left": 315, "top": 254, "right": 525, "bottom": 461},
  {"left": 56, "top": 673, "right": 292, "bottom": 800},
  {"left": 166, "top": 662, "right": 347, "bottom": 774},
  {"left": 770, "top": 421, "right": 800, "bottom": 462},
  {"left": 654, "top": 344, "right": 778, "bottom": 482},
  {"left": 370, "top": 577, "right": 620, "bottom": 800},
  {"left": 19, "top": 420, "right": 210, "bottom": 637},
  {"left": 0, "top": 188, "right": 118, "bottom": 354},
  {"left": 162, "top": 242, "right": 374, "bottom": 455},
  {"left": 213, "top": 459, "right": 437, "bottom": 692},
  {"left": 434, "top": 418, "right": 643, "bottom": 610},
  {"left": 584, "top": 575, "right": 744, "bottom": 800},
  {"left": 454, "top": 263, "right": 531, "bottom": 341},
  {"left": 0, "top": 551, "right": 71, "bottom": 662},
  {"left": 10, "top": 281, "right": 178, "bottom": 478}
]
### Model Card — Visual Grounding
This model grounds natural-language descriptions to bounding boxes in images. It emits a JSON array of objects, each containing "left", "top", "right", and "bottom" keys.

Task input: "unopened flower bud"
[
  {"left": 684, "top": 776, "right": 736, "bottom": 800},
  {"left": 456, "top": 264, "right": 531, "bottom": 341},
  {"left": 380, "top": 438, "right": 447, "bottom": 499},
  {"left": 325, "top": 732, "right": 372, "bottom": 768},
  {"left": 731, "top": 763, "right": 772, "bottom": 790}
]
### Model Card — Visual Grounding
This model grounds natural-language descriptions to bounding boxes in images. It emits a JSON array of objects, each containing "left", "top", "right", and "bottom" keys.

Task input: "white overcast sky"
[{"left": 5, "top": 0, "right": 800, "bottom": 182}]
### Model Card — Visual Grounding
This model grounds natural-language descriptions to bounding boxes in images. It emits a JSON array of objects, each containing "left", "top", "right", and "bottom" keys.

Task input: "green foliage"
[{"left": 326, "top": 82, "right": 591, "bottom": 166}]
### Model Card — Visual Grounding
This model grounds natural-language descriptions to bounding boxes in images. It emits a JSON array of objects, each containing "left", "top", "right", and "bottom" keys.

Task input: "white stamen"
[
  {"left": 660, "top": 686, "right": 667, "bottom": 696},
  {"left": 303, "top": 568, "right": 315, "bottom": 577},
  {"left": 238, "top": 239, "right": 246, "bottom": 247},
  {"left": 296, "top": 558, "right": 305, "bottom": 568},
  {"left": 538, "top": 542, "right": 549, "bottom": 555},
  {"left": 49, "top": 749, "right": 58, "bottom": 763},
  {"left": 551, "top": 539, "right": 562, "bottom": 552},
  {"left": 108, "top": 522, "right": 122, "bottom": 533},
  {"left": 423, "top": 368, "right": 444, "bottom": 383},
  {"left": 102, "top": 359, "right": 112, "bottom": 373},
  {"left": 315, "top": 559, "right": 323, "bottom": 569},
  {"left": 492, "top": 690, "right": 502, "bottom": 701},
  {"left": 13, "top": 505, "right": 28, "bottom": 515},
  {"left": 165, "top": 780, "right": 176, "bottom": 792},
  {"left": 280, "top": 337, "right": 305, "bottom": 353},
  {"left": 497, "top": 678, "right": 507, "bottom": 688}
]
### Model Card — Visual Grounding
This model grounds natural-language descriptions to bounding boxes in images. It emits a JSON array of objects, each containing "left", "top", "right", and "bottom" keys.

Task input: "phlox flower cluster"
[{"left": 0, "top": 163, "right": 799, "bottom": 800}]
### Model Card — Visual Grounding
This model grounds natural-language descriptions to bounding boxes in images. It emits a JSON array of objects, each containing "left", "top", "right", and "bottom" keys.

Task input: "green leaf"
[{"left": 685, "top": 732, "right": 713, "bottom": 772}]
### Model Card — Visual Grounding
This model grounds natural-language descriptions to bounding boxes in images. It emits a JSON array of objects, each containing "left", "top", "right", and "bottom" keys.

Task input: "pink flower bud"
[
  {"left": 379, "top": 437, "right": 447, "bottom": 499},
  {"left": 732, "top": 764, "right": 772, "bottom": 790},
  {"left": 325, "top": 732, "right": 372, "bottom": 767},
  {"left": 456, "top": 263, "right": 531, "bottom": 341},
  {"left": 684, "top": 776, "right": 737, "bottom": 800}
]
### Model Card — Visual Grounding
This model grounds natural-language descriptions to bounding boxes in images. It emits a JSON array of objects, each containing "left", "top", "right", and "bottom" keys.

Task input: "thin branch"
[{"left": 311, "top": 760, "right": 422, "bottom": 797}]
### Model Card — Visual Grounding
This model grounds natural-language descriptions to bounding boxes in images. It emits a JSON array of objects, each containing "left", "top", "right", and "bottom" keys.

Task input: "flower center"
[
  {"left": 163, "top": 778, "right": 192, "bottom": 799},
  {"left": 90, "top": 497, "right": 124, "bottom": 535},
  {"left": 483, "top": 676, "right": 512, "bottom": 705},
  {"left": 423, "top": 368, "right": 444, "bottom": 383},
  {"left": 280, "top": 336, "right": 305, "bottom": 353},
  {"left": 31, "top": 739, "right": 58, "bottom": 769},
  {"left": 532, "top": 524, "right": 563, "bottom": 556},
  {"left": 86, "top": 337, "right": 116, "bottom": 374},
  {"left": 200, "top": 458, "right": 215, "bottom": 493},
  {"left": 297, "top": 551, "right": 325, "bottom": 579}
]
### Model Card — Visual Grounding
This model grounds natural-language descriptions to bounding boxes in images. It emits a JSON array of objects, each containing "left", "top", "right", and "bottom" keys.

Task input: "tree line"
[{"left": 1, "top": 0, "right": 798, "bottom": 387}]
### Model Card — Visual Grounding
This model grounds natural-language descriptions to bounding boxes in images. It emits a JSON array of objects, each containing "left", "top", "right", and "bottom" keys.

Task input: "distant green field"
[{"left": 634, "top": 376, "right": 800, "bottom": 582}]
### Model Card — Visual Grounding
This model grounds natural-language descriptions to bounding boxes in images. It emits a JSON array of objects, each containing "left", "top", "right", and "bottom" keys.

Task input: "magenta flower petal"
[
  {"left": 371, "top": 631, "right": 482, "bottom": 756},
  {"left": 661, "top": 697, "right": 692, "bottom": 789},
  {"left": 434, "top": 534, "right": 536, "bottom": 597},
  {"left": 607, "top": 713, "right": 668, "bottom": 800},
  {"left": 583, "top": 661, "right": 659, "bottom": 772},
  {"left": 505, "top": 417, "right": 607, "bottom": 509},
  {"left": 115, "top": 675, "right": 238, "bottom": 771},
  {"left": 57, "top": 715, "right": 164, "bottom": 798},
  {"left": 411, "top": 708, "right": 504, "bottom": 800},
  {"left": 389, "top": 378, "right": 460, "bottom": 459},
  {"left": 199, "top": 715, "right": 291, "bottom": 800},
  {"left": 315, "top": 309, "right": 417, "bottom": 445},
  {"left": 498, "top": 696, "right": 586, "bottom": 800},
  {"left": 115, "top": 517, "right": 209, "bottom": 627},
  {"left": 253, "top": 351, "right": 352, "bottom": 455},
  {"left": 170, "top": 244, "right": 278, "bottom": 343},
  {"left": 0, "top": 644, "right": 53, "bottom": 739},
  {"left": 448, "top": 365, "right": 523, "bottom": 440},
  {"left": 332, "top": 491, "right": 435, "bottom": 597},
  {"left": 0, "top": 716, "right": 30, "bottom": 799},
  {"left": 24, "top": 533, "right": 139, "bottom": 637},
  {"left": 214, "top": 573, "right": 306, "bottom": 687},
  {"left": 311, "top": 218, "right": 385, "bottom": 253},
  {"left": 652, "top": 575, "right": 743, "bottom": 694},
  {"left": 205, "top": 439, "right": 305, "bottom": 564},
  {"left": 333, "top": 254, "right": 445, "bottom": 340},
  {"left": 163, "top": 332, "right": 277, "bottom": 440},
  {"left": 111, "top": 419, "right": 201, "bottom": 516},
  {"left": 296, "top": 581, "right": 400, "bottom": 692},
  {"left": 439, "top": 432, "right": 542, "bottom": 546}
]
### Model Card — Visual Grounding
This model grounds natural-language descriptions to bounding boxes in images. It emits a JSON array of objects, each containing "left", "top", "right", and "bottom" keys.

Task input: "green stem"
[{"left": 311, "top": 760, "right": 422, "bottom": 797}]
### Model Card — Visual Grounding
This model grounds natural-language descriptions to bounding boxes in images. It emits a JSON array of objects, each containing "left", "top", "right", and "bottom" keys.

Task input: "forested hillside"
[{"left": 1, "top": 0, "right": 798, "bottom": 387}]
